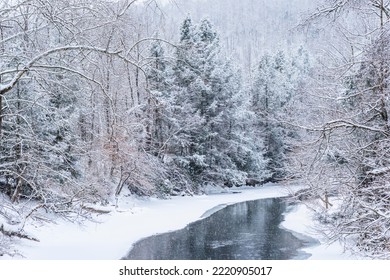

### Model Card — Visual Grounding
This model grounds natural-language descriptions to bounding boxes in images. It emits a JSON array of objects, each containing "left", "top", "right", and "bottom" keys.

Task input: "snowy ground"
[{"left": 1, "top": 184, "right": 358, "bottom": 260}]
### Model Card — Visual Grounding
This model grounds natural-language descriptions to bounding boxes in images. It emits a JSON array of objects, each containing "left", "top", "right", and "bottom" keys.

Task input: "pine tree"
[
  {"left": 166, "top": 17, "right": 269, "bottom": 186},
  {"left": 251, "top": 49, "right": 307, "bottom": 181}
]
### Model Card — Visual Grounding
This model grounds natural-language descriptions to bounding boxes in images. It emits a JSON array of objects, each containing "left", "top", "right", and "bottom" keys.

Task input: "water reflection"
[{"left": 123, "top": 198, "right": 312, "bottom": 260}]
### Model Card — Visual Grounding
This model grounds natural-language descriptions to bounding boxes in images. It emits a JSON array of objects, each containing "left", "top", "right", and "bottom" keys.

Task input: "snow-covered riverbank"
[{"left": 1, "top": 184, "right": 357, "bottom": 260}]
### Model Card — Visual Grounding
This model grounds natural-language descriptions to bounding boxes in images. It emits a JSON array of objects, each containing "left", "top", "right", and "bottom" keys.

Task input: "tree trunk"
[
  {"left": 378, "top": 0, "right": 389, "bottom": 131},
  {"left": 0, "top": 94, "right": 3, "bottom": 138},
  {"left": 0, "top": 25, "right": 4, "bottom": 138}
]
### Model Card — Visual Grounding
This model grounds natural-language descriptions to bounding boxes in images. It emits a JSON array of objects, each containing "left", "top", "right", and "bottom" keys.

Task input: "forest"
[{"left": 1, "top": 0, "right": 390, "bottom": 259}]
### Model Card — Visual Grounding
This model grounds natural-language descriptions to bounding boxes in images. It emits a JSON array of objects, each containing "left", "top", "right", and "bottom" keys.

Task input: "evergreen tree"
[
  {"left": 251, "top": 49, "right": 307, "bottom": 181},
  {"left": 145, "top": 18, "right": 251, "bottom": 186},
  {"left": 164, "top": 17, "right": 269, "bottom": 186}
]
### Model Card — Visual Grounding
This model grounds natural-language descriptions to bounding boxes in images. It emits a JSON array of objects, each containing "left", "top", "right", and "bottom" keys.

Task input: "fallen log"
[
  {"left": 0, "top": 224, "right": 39, "bottom": 242},
  {"left": 81, "top": 204, "right": 111, "bottom": 214}
]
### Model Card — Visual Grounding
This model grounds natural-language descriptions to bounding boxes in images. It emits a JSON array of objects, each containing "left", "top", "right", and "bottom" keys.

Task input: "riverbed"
[
  {"left": 123, "top": 198, "right": 317, "bottom": 260},
  {"left": 0, "top": 184, "right": 353, "bottom": 259}
]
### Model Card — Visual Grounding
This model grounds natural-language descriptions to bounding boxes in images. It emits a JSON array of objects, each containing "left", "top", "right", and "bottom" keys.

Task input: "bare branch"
[{"left": 0, "top": 45, "right": 142, "bottom": 96}]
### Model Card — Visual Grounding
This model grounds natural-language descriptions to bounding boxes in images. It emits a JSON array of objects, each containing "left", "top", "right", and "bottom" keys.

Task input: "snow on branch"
[
  {"left": 0, "top": 224, "right": 39, "bottom": 242},
  {"left": 322, "top": 119, "right": 390, "bottom": 136},
  {"left": 298, "top": 0, "right": 350, "bottom": 26},
  {"left": 367, "top": 166, "right": 390, "bottom": 176},
  {"left": 0, "top": 45, "right": 141, "bottom": 96},
  {"left": 280, "top": 118, "right": 389, "bottom": 136}
]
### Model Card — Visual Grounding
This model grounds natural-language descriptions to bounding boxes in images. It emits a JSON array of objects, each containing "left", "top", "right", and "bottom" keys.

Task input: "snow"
[
  {"left": 282, "top": 203, "right": 359, "bottom": 260},
  {"left": 1, "top": 184, "right": 358, "bottom": 260}
]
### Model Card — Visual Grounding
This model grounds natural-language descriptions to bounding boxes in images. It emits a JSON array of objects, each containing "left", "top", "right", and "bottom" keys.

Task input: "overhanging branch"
[{"left": 0, "top": 45, "right": 142, "bottom": 96}]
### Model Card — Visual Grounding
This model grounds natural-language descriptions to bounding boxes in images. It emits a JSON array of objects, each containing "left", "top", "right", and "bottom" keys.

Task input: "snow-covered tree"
[
  {"left": 0, "top": 0, "right": 160, "bottom": 204},
  {"left": 145, "top": 17, "right": 270, "bottom": 187},
  {"left": 296, "top": 0, "right": 390, "bottom": 258},
  {"left": 251, "top": 50, "right": 304, "bottom": 181}
]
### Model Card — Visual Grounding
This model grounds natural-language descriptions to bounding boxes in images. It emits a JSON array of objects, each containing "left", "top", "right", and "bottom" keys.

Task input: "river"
[{"left": 122, "top": 197, "right": 317, "bottom": 260}]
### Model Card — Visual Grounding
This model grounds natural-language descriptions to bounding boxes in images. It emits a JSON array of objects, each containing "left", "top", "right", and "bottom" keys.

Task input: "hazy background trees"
[{"left": 156, "top": 0, "right": 316, "bottom": 75}]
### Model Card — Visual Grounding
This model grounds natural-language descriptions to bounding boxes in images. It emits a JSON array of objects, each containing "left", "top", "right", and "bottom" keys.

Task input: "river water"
[{"left": 122, "top": 198, "right": 316, "bottom": 260}]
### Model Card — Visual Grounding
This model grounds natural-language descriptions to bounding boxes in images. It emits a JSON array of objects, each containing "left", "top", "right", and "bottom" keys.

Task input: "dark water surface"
[{"left": 123, "top": 198, "right": 314, "bottom": 260}]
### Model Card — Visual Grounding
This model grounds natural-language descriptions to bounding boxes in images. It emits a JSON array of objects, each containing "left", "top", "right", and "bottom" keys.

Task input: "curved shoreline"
[
  {"left": 0, "top": 184, "right": 352, "bottom": 260},
  {"left": 124, "top": 197, "right": 310, "bottom": 260}
]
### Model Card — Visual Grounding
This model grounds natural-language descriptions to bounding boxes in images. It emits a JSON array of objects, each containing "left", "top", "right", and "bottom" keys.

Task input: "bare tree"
[
  {"left": 0, "top": 0, "right": 165, "bottom": 207},
  {"left": 293, "top": 0, "right": 390, "bottom": 258}
]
